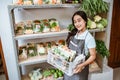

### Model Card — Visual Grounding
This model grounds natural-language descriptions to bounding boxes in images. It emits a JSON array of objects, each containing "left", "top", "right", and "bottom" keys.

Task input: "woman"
[{"left": 63, "top": 11, "right": 96, "bottom": 80}]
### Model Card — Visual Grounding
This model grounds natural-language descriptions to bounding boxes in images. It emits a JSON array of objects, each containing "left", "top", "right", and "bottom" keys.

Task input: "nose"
[{"left": 75, "top": 22, "right": 79, "bottom": 26}]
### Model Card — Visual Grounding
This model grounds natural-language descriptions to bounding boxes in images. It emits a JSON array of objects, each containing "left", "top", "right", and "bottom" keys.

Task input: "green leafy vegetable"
[
  {"left": 67, "top": 24, "right": 74, "bottom": 31},
  {"left": 96, "top": 40, "right": 110, "bottom": 58},
  {"left": 80, "top": 0, "right": 109, "bottom": 17}
]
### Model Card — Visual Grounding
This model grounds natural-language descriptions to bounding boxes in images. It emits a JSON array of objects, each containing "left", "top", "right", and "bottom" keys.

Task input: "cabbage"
[
  {"left": 96, "top": 23, "right": 104, "bottom": 30},
  {"left": 99, "top": 18, "right": 108, "bottom": 27}
]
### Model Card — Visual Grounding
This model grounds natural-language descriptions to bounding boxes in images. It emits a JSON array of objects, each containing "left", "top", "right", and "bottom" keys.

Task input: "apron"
[{"left": 63, "top": 32, "right": 89, "bottom": 80}]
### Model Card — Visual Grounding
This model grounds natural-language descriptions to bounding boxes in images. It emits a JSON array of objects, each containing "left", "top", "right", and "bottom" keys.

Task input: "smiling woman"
[{"left": 64, "top": 11, "right": 96, "bottom": 80}]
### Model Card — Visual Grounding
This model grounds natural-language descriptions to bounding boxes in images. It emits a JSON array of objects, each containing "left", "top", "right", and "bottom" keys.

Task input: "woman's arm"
[{"left": 74, "top": 48, "right": 96, "bottom": 73}]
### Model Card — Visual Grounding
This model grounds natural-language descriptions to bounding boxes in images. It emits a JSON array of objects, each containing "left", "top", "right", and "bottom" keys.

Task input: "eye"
[
  {"left": 77, "top": 18, "right": 82, "bottom": 22},
  {"left": 74, "top": 20, "right": 77, "bottom": 24}
]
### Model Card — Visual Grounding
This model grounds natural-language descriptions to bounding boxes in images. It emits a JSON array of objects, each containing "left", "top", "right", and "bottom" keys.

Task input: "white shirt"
[{"left": 74, "top": 30, "right": 96, "bottom": 55}]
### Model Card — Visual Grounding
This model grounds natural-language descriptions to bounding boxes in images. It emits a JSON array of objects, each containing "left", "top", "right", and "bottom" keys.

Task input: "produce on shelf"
[
  {"left": 67, "top": 24, "right": 74, "bottom": 31},
  {"left": 18, "top": 40, "right": 65, "bottom": 60},
  {"left": 99, "top": 18, "right": 108, "bottom": 27},
  {"left": 40, "top": 19, "right": 51, "bottom": 33},
  {"left": 80, "top": 0, "right": 109, "bottom": 17},
  {"left": 42, "top": 68, "right": 63, "bottom": 79},
  {"left": 29, "top": 68, "right": 43, "bottom": 80},
  {"left": 87, "top": 15, "right": 108, "bottom": 30},
  {"left": 58, "top": 39, "right": 66, "bottom": 46},
  {"left": 94, "top": 15, "right": 102, "bottom": 22},
  {"left": 28, "top": 68, "right": 63, "bottom": 80},
  {"left": 45, "top": 42, "right": 52, "bottom": 51},
  {"left": 27, "top": 43, "right": 37, "bottom": 57},
  {"left": 15, "top": 18, "right": 61, "bottom": 35},
  {"left": 23, "top": 0, "right": 33, "bottom": 5},
  {"left": 33, "top": 0, "right": 43, "bottom": 5},
  {"left": 18, "top": 45, "right": 28, "bottom": 60},
  {"left": 15, "top": 22, "right": 24, "bottom": 35},
  {"left": 14, "top": 0, "right": 23, "bottom": 5},
  {"left": 65, "top": 0, "right": 80, "bottom": 4},
  {"left": 87, "top": 18, "right": 97, "bottom": 29},
  {"left": 14, "top": 0, "right": 62, "bottom": 5},
  {"left": 96, "top": 40, "right": 110, "bottom": 58},
  {"left": 24, "top": 20, "right": 34, "bottom": 34},
  {"left": 33, "top": 20, "right": 43, "bottom": 33},
  {"left": 96, "top": 23, "right": 104, "bottom": 30},
  {"left": 51, "top": 41, "right": 58, "bottom": 48},
  {"left": 49, "top": 18, "right": 60, "bottom": 32},
  {"left": 36, "top": 43, "right": 47, "bottom": 55},
  {"left": 67, "top": 15, "right": 108, "bottom": 30}
]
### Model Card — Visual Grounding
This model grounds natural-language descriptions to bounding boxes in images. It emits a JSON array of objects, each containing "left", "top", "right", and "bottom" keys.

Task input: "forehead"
[{"left": 73, "top": 15, "right": 82, "bottom": 20}]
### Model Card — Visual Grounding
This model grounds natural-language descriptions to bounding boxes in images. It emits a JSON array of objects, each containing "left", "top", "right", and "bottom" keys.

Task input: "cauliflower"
[
  {"left": 94, "top": 15, "right": 102, "bottom": 22},
  {"left": 87, "top": 18, "right": 97, "bottom": 29}
]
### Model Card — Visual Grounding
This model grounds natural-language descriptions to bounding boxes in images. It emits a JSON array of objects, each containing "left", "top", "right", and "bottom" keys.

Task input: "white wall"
[{"left": 0, "top": 0, "right": 20, "bottom": 80}]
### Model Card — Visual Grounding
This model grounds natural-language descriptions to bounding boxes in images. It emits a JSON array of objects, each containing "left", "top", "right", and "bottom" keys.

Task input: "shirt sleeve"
[{"left": 86, "top": 36, "right": 96, "bottom": 49}]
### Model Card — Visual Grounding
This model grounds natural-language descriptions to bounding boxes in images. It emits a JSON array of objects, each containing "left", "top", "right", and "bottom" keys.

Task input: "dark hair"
[{"left": 66, "top": 11, "right": 87, "bottom": 46}]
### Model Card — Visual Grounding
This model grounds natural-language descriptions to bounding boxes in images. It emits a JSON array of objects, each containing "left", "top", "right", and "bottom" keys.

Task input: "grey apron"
[{"left": 63, "top": 33, "right": 89, "bottom": 80}]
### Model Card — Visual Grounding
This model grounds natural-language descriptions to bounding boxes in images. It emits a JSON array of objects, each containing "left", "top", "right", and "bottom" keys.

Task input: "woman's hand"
[{"left": 73, "top": 64, "right": 84, "bottom": 74}]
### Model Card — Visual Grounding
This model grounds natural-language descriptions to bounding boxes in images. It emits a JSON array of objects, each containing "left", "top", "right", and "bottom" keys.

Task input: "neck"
[{"left": 78, "top": 27, "right": 86, "bottom": 34}]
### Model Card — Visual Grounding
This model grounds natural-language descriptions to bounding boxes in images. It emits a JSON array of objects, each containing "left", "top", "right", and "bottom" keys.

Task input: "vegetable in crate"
[{"left": 51, "top": 45, "right": 76, "bottom": 62}]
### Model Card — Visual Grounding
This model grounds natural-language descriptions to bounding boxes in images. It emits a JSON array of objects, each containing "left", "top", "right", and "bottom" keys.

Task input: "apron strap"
[{"left": 82, "top": 32, "right": 88, "bottom": 56}]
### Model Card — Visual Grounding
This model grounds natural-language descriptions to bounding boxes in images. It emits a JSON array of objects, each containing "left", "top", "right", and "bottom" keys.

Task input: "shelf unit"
[{"left": 7, "top": 0, "right": 113, "bottom": 79}]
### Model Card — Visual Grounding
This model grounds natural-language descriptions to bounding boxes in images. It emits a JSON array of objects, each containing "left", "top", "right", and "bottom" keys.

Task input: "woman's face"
[{"left": 73, "top": 15, "right": 86, "bottom": 32}]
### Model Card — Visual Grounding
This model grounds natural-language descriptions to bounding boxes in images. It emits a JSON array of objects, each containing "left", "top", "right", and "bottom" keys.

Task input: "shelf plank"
[
  {"left": 8, "top": 4, "right": 80, "bottom": 10},
  {"left": 19, "top": 55, "right": 47, "bottom": 66},
  {"left": 88, "top": 28, "right": 106, "bottom": 33},
  {"left": 14, "top": 29, "right": 69, "bottom": 40},
  {"left": 14, "top": 28, "right": 106, "bottom": 40}
]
